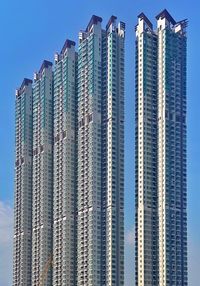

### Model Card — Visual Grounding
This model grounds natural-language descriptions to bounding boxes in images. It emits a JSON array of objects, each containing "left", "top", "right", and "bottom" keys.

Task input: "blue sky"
[{"left": 0, "top": 0, "right": 199, "bottom": 285}]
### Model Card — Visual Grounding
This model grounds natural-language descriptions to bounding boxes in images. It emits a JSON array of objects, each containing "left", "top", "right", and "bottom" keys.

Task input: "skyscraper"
[
  {"left": 13, "top": 15, "right": 125, "bottom": 286},
  {"left": 135, "top": 12, "right": 158, "bottom": 286},
  {"left": 53, "top": 40, "right": 77, "bottom": 285},
  {"left": 13, "top": 79, "right": 33, "bottom": 286},
  {"left": 32, "top": 61, "right": 54, "bottom": 286},
  {"left": 135, "top": 10, "right": 187, "bottom": 286},
  {"left": 77, "top": 15, "right": 125, "bottom": 285}
]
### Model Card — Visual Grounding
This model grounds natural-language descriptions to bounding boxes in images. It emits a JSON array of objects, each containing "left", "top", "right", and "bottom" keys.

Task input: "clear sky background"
[{"left": 0, "top": 0, "right": 199, "bottom": 285}]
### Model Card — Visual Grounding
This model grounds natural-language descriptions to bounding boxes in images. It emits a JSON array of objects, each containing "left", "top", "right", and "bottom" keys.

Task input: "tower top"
[
  {"left": 156, "top": 9, "right": 176, "bottom": 25},
  {"left": 106, "top": 15, "right": 117, "bottom": 31},
  {"left": 86, "top": 15, "right": 102, "bottom": 32},
  {"left": 138, "top": 13, "right": 153, "bottom": 29},
  {"left": 16, "top": 78, "right": 32, "bottom": 96},
  {"left": 33, "top": 60, "right": 52, "bottom": 81},
  {"left": 38, "top": 60, "right": 53, "bottom": 75},
  {"left": 60, "top": 39, "right": 76, "bottom": 55}
]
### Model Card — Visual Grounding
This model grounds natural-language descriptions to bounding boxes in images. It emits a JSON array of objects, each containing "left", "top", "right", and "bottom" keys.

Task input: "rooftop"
[
  {"left": 138, "top": 12, "right": 153, "bottom": 29},
  {"left": 60, "top": 39, "right": 76, "bottom": 55},
  {"left": 16, "top": 78, "right": 32, "bottom": 96},
  {"left": 38, "top": 60, "right": 53, "bottom": 76},
  {"left": 106, "top": 15, "right": 117, "bottom": 30},
  {"left": 86, "top": 15, "right": 102, "bottom": 32},
  {"left": 156, "top": 9, "right": 176, "bottom": 25}
]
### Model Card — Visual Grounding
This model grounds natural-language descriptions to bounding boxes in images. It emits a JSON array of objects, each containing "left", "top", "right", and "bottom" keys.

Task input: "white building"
[{"left": 135, "top": 9, "right": 188, "bottom": 286}]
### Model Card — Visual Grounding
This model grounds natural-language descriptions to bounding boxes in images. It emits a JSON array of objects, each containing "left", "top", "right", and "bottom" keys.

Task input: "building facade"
[
  {"left": 53, "top": 40, "right": 77, "bottom": 285},
  {"left": 13, "top": 79, "right": 33, "bottom": 286},
  {"left": 13, "top": 15, "right": 125, "bottom": 286},
  {"left": 32, "top": 61, "right": 54, "bottom": 286},
  {"left": 77, "top": 15, "right": 125, "bottom": 285},
  {"left": 135, "top": 10, "right": 188, "bottom": 286},
  {"left": 135, "top": 13, "right": 158, "bottom": 286}
]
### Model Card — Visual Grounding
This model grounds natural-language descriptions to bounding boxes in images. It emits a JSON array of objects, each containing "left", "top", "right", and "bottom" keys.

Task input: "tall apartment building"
[
  {"left": 32, "top": 61, "right": 54, "bottom": 286},
  {"left": 135, "top": 10, "right": 188, "bottom": 286},
  {"left": 53, "top": 40, "right": 77, "bottom": 285},
  {"left": 13, "top": 15, "right": 125, "bottom": 286},
  {"left": 135, "top": 13, "right": 158, "bottom": 286},
  {"left": 13, "top": 79, "right": 33, "bottom": 286},
  {"left": 77, "top": 15, "right": 125, "bottom": 285}
]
